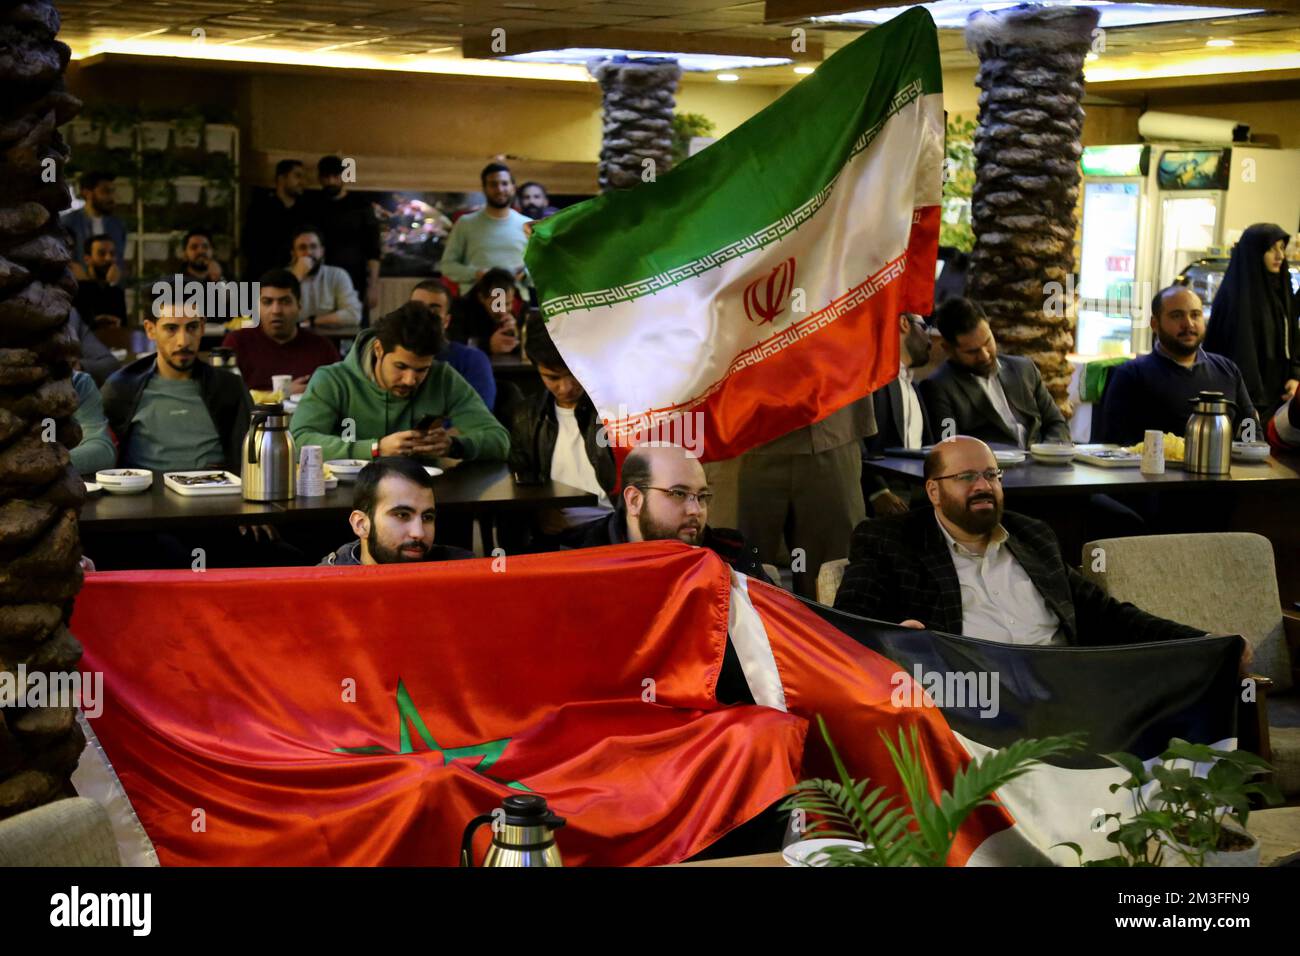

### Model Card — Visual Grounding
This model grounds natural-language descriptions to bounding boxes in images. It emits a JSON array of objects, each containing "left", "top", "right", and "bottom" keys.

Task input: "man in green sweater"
[{"left": 290, "top": 301, "right": 509, "bottom": 463}]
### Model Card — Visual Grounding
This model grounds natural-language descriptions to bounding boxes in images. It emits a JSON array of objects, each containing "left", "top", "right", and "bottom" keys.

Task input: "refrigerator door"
[
  {"left": 1077, "top": 179, "right": 1142, "bottom": 355},
  {"left": 1156, "top": 193, "right": 1222, "bottom": 290}
]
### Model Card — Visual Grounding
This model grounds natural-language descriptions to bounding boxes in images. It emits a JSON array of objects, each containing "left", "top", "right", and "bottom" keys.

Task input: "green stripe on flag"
[{"left": 525, "top": 7, "right": 941, "bottom": 303}]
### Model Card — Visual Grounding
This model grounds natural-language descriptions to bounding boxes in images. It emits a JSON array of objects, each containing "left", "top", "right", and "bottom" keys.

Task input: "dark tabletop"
[
  {"left": 863, "top": 452, "right": 1300, "bottom": 497},
  {"left": 80, "top": 462, "right": 596, "bottom": 531}
]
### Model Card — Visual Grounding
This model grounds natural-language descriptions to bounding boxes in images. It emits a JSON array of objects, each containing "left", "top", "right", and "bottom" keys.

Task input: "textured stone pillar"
[
  {"left": 588, "top": 56, "right": 681, "bottom": 192},
  {"left": 0, "top": 0, "right": 89, "bottom": 818},
  {"left": 965, "top": 4, "right": 1099, "bottom": 412}
]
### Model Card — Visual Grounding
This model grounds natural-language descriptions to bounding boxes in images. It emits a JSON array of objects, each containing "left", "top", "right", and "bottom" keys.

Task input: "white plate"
[
  {"left": 164, "top": 470, "right": 242, "bottom": 496},
  {"left": 325, "top": 459, "right": 367, "bottom": 476},
  {"left": 1232, "top": 442, "right": 1271, "bottom": 462},
  {"left": 993, "top": 450, "right": 1025, "bottom": 465},
  {"left": 782, "top": 838, "right": 868, "bottom": 867},
  {"left": 83, "top": 481, "right": 102, "bottom": 494},
  {"left": 424, "top": 466, "right": 444, "bottom": 477},
  {"left": 95, "top": 469, "right": 152, "bottom": 493},
  {"left": 96, "top": 468, "right": 152, "bottom": 485},
  {"left": 1031, "top": 452, "right": 1075, "bottom": 465}
]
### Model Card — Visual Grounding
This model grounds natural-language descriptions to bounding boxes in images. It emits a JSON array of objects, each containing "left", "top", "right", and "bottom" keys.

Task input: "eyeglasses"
[
  {"left": 931, "top": 468, "right": 1004, "bottom": 485},
  {"left": 641, "top": 486, "right": 713, "bottom": 507}
]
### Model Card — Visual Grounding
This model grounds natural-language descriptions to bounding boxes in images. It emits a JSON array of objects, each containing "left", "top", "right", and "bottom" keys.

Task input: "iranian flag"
[{"left": 525, "top": 8, "right": 944, "bottom": 461}]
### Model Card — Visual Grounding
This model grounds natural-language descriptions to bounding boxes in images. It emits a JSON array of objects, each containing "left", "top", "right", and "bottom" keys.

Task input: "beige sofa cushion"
[
  {"left": 1082, "top": 533, "right": 1292, "bottom": 692},
  {"left": 0, "top": 797, "right": 121, "bottom": 866}
]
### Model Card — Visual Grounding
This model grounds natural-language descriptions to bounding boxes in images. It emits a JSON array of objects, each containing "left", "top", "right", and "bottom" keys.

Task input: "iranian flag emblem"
[{"left": 525, "top": 8, "right": 944, "bottom": 461}]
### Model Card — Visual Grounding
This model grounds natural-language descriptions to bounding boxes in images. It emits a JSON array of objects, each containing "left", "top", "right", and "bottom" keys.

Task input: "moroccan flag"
[
  {"left": 524, "top": 9, "right": 944, "bottom": 461},
  {"left": 70, "top": 544, "right": 1005, "bottom": 867}
]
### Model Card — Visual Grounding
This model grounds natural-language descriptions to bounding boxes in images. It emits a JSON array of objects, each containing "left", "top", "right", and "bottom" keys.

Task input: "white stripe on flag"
[
  {"left": 727, "top": 570, "right": 788, "bottom": 712},
  {"left": 957, "top": 731, "right": 1237, "bottom": 867},
  {"left": 72, "top": 712, "right": 160, "bottom": 867}
]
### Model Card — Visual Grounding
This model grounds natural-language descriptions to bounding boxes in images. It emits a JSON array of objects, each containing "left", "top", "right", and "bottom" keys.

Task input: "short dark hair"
[
  {"left": 80, "top": 171, "right": 114, "bottom": 191},
  {"left": 520, "top": 180, "right": 546, "bottom": 195},
  {"left": 182, "top": 227, "right": 214, "bottom": 247},
  {"left": 1151, "top": 283, "right": 1194, "bottom": 320},
  {"left": 258, "top": 268, "right": 300, "bottom": 302},
  {"left": 620, "top": 446, "right": 653, "bottom": 497},
  {"left": 84, "top": 233, "right": 114, "bottom": 256},
  {"left": 411, "top": 278, "right": 452, "bottom": 303},
  {"left": 291, "top": 224, "right": 322, "bottom": 246},
  {"left": 524, "top": 313, "right": 566, "bottom": 371},
  {"left": 317, "top": 155, "right": 345, "bottom": 177},
  {"left": 275, "top": 159, "right": 303, "bottom": 179},
  {"left": 473, "top": 267, "right": 517, "bottom": 297},
  {"left": 353, "top": 456, "right": 437, "bottom": 520},
  {"left": 481, "top": 162, "right": 512, "bottom": 186},
  {"left": 923, "top": 443, "right": 947, "bottom": 481},
  {"left": 374, "top": 302, "right": 445, "bottom": 357},
  {"left": 933, "top": 297, "right": 988, "bottom": 344}
]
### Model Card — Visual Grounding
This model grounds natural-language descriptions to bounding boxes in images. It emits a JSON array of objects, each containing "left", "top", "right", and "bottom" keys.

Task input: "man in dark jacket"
[
  {"left": 101, "top": 304, "right": 251, "bottom": 473},
  {"left": 575, "top": 443, "right": 770, "bottom": 583},
  {"left": 865, "top": 311, "right": 934, "bottom": 514},
  {"left": 320, "top": 457, "right": 474, "bottom": 565},
  {"left": 920, "top": 298, "right": 1069, "bottom": 449},
  {"left": 834, "top": 436, "right": 1204, "bottom": 647},
  {"left": 507, "top": 313, "right": 616, "bottom": 548}
]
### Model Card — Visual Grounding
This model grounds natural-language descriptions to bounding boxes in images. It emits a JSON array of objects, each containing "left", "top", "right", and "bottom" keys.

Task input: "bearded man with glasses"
[
  {"left": 833, "top": 436, "right": 1206, "bottom": 648},
  {"left": 574, "top": 443, "right": 771, "bottom": 583}
]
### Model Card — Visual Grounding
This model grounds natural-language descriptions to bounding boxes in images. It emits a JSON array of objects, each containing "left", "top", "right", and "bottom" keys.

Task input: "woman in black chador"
[{"left": 1203, "top": 222, "right": 1300, "bottom": 415}]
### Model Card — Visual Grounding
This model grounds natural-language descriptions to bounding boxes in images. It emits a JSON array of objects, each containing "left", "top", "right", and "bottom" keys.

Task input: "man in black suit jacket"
[
  {"left": 834, "top": 436, "right": 1204, "bottom": 648},
  {"left": 920, "top": 298, "right": 1069, "bottom": 449},
  {"left": 865, "top": 312, "right": 934, "bottom": 515}
]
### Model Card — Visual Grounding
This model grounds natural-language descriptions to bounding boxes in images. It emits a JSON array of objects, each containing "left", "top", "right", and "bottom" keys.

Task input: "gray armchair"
[{"left": 1082, "top": 533, "right": 1300, "bottom": 797}]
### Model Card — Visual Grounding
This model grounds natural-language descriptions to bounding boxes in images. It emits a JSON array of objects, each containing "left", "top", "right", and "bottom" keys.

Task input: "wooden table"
[
  {"left": 863, "top": 452, "right": 1300, "bottom": 497},
  {"left": 676, "top": 806, "right": 1300, "bottom": 866},
  {"left": 79, "top": 462, "right": 596, "bottom": 533}
]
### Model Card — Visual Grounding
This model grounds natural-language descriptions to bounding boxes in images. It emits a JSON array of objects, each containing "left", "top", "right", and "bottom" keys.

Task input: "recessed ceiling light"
[
  {"left": 717, "top": 73, "right": 740, "bottom": 82},
  {"left": 814, "top": 2, "right": 1264, "bottom": 30},
  {"left": 794, "top": 65, "right": 815, "bottom": 74},
  {"left": 1206, "top": 38, "right": 1235, "bottom": 47}
]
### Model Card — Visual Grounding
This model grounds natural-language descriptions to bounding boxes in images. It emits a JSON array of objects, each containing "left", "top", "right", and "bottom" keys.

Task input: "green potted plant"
[
  {"left": 671, "top": 112, "right": 716, "bottom": 168},
  {"left": 781, "top": 715, "right": 1081, "bottom": 866},
  {"left": 1059, "top": 738, "right": 1281, "bottom": 867},
  {"left": 940, "top": 115, "right": 976, "bottom": 252}
]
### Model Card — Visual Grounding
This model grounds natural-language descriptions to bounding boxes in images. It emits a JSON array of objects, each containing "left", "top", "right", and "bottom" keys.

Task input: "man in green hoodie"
[{"left": 290, "top": 302, "right": 509, "bottom": 463}]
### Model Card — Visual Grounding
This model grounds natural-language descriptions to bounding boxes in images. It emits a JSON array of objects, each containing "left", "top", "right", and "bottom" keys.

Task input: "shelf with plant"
[
  {"left": 782, "top": 716, "right": 1083, "bottom": 866},
  {"left": 1059, "top": 738, "right": 1281, "bottom": 867}
]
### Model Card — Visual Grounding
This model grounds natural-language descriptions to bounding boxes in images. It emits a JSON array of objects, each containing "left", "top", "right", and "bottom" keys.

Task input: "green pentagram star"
[{"left": 333, "top": 679, "right": 529, "bottom": 790}]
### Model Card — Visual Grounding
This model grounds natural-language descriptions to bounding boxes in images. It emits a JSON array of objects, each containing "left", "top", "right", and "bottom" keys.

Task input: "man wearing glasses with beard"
[{"left": 833, "top": 436, "right": 1205, "bottom": 648}]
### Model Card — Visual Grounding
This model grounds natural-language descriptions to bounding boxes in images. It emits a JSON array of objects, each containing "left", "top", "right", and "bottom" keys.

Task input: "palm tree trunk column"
[
  {"left": 0, "top": 0, "right": 89, "bottom": 818},
  {"left": 588, "top": 57, "right": 681, "bottom": 192},
  {"left": 965, "top": 5, "right": 1100, "bottom": 412}
]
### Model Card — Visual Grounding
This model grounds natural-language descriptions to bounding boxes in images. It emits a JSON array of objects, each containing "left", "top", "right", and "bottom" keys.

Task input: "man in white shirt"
[
  {"left": 506, "top": 314, "right": 616, "bottom": 547},
  {"left": 865, "top": 312, "right": 934, "bottom": 514},
  {"left": 835, "top": 436, "right": 1210, "bottom": 650},
  {"left": 289, "top": 226, "right": 362, "bottom": 331}
]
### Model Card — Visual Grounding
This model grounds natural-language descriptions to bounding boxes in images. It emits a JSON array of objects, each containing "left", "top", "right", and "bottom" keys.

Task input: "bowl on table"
[
  {"left": 992, "top": 449, "right": 1026, "bottom": 466},
  {"left": 782, "top": 838, "right": 868, "bottom": 867},
  {"left": 1232, "top": 441, "right": 1271, "bottom": 462},
  {"left": 324, "top": 459, "right": 368, "bottom": 481},
  {"left": 1029, "top": 442, "right": 1076, "bottom": 465},
  {"left": 95, "top": 469, "right": 153, "bottom": 495}
]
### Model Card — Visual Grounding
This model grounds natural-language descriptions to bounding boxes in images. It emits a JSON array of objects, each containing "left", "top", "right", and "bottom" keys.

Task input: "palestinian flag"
[
  {"left": 798, "top": 599, "right": 1243, "bottom": 864},
  {"left": 525, "top": 9, "right": 943, "bottom": 461}
]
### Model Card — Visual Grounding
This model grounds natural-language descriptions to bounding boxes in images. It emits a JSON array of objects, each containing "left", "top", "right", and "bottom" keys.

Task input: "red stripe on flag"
[
  {"left": 742, "top": 579, "right": 1015, "bottom": 865},
  {"left": 902, "top": 205, "right": 941, "bottom": 317},
  {"left": 692, "top": 271, "right": 903, "bottom": 461}
]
